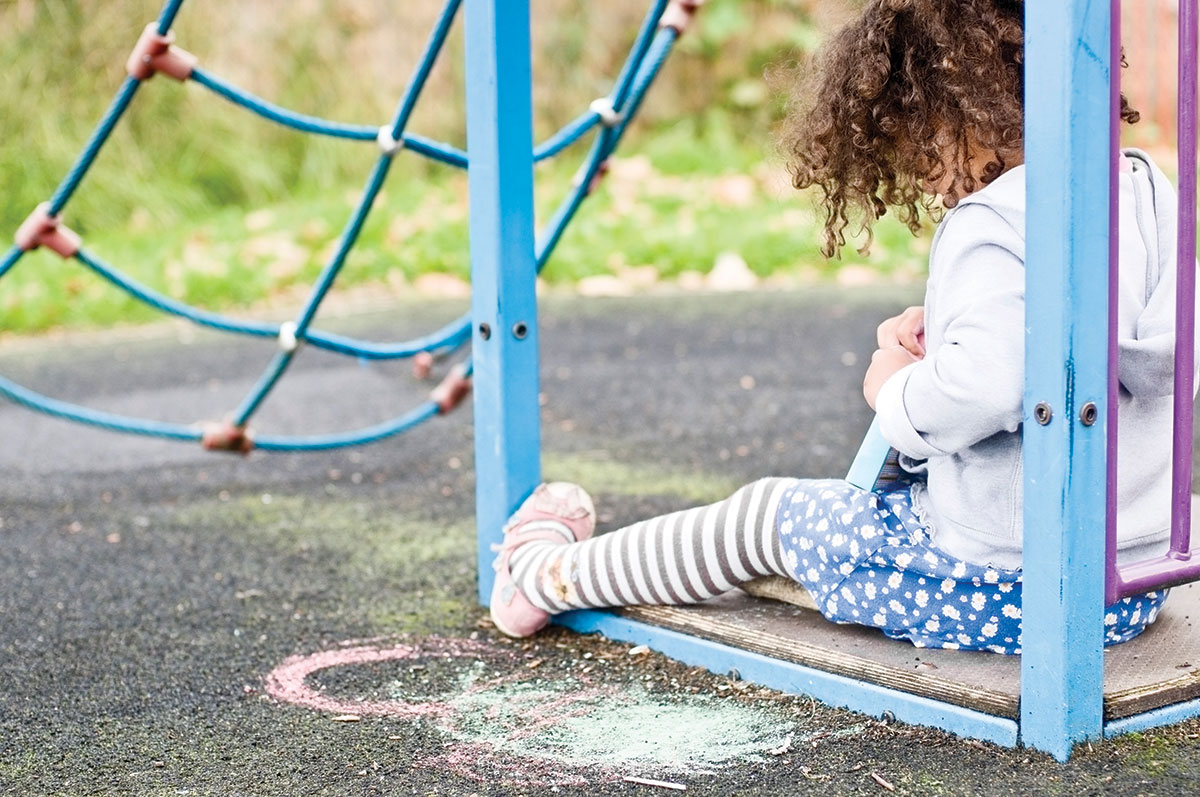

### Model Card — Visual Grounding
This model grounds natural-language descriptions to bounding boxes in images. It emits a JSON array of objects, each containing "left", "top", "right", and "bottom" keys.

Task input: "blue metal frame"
[
  {"left": 465, "top": 0, "right": 541, "bottom": 604},
  {"left": 466, "top": 0, "right": 1193, "bottom": 762},
  {"left": 1020, "top": 0, "right": 1113, "bottom": 761}
]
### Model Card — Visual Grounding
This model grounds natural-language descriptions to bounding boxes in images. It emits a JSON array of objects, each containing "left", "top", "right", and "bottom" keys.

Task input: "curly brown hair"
[{"left": 781, "top": 0, "right": 1139, "bottom": 257}]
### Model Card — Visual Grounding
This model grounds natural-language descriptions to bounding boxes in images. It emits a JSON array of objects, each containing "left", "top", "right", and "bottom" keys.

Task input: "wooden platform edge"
[
  {"left": 618, "top": 603, "right": 1018, "bottom": 718},
  {"left": 1105, "top": 669, "right": 1200, "bottom": 721}
]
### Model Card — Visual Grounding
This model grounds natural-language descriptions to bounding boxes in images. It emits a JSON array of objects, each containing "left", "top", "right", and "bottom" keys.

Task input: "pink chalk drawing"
[
  {"left": 264, "top": 635, "right": 796, "bottom": 788},
  {"left": 264, "top": 636, "right": 497, "bottom": 718}
]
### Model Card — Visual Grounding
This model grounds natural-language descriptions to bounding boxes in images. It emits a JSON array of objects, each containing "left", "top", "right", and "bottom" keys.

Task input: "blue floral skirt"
[{"left": 775, "top": 479, "right": 1167, "bottom": 654}]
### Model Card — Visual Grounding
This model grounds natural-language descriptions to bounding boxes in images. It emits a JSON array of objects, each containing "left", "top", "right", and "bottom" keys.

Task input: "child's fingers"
[
  {"left": 895, "top": 307, "right": 926, "bottom": 357},
  {"left": 876, "top": 316, "right": 901, "bottom": 348},
  {"left": 897, "top": 322, "right": 925, "bottom": 357}
]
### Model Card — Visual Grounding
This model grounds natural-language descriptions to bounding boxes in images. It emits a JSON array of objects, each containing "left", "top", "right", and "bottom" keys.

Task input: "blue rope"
[
  {"left": 231, "top": 151, "right": 395, "bottom": 425},
  {"left": 189, "top": 69, "right": 471, "bottom": 168},
  {"left": 310, "top": 317, "right": 471, "bottom": 360},
  {"left": 0, "top": 372, "right": 203, "bottom": 443},
  {"left": 155, "top": 0, "right": 188, "bottom": 33},
  {"left": 0, "top": 370, "right": 444, "bottom": 452},
  {"left": 609, "top": 0, "right": 670, "bottom": 112},
  {"left": 0, "top": 247, "right": 22, "bottom": 281},
  {"left": 534, "top": 110, "right": 601, "bottom": 162},
  {"left": 190, "top": 68, "right": 377, "bottom": 141},
  {"left": 231, "top": 349, "right": 294, "bottom": 426},
  {"left": 77, "top": 248, "right": 472, "bottom": 358},
  {"left": 382, "top": 0, "right": 462, "bottom": 146},
  {"left": 254, "top": 401, "right": 441, "bottom": 451},
  {"left": 77, "top": 249, "right": 279, "bottom": 338},
  {"left": 607, "top": 27, "right": 677, "bottom": 149},
  {"left": 1, "top": 0, "right": 686, "bottom": 452},
  {"left": 48, "top": 78, "right": 142, "bottom": 215}
]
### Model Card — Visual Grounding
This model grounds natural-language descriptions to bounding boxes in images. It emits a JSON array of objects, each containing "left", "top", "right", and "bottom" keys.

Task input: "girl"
[{"left": 489, "top": 0, "right": 1183, "bottom": 653}]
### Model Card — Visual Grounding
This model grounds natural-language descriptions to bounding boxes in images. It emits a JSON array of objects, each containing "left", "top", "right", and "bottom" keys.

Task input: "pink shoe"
[{"left": 489, "top": 482, "right": 596, "bottom": 637}]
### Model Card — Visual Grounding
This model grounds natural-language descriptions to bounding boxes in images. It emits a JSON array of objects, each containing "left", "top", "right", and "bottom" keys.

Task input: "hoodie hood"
[
  {"left": 954, "top": 149, "right": 1194, "bottom": 399},
  {"left": 1114, "top": 149, "right": 1194, "bottom": 398}
]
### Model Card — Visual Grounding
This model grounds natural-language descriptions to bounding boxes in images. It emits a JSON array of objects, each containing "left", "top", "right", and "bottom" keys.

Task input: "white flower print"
[{"left": 914, "top": 590, "right": 929, "bottom": 608}]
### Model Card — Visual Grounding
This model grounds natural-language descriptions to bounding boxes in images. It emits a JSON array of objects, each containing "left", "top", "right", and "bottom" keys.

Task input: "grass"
[
  {"left": 0, "top": 123, "right": 932, "bottom": 337},
  {"left": 0, "top": 1, "right": 934, "bottom": 338}
]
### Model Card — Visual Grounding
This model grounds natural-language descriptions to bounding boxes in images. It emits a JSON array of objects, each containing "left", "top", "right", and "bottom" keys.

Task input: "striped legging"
[{"left": 508, "top": 477, "right": 799, "bottom": 613}]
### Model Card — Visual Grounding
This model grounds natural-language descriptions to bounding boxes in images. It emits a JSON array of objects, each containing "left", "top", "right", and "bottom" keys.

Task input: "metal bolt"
[
  {"left": 478, "top": 322, "right": 491, "bottom": 341},
  {"left": 1034, "top": 402, "right": 1053, "bottom": 425},
  {"left": 1080, "top": 401, "right": 1098, "bottom": 426},
  {"left": 512, "top": 321, "right": 529, "bottom": 340}
]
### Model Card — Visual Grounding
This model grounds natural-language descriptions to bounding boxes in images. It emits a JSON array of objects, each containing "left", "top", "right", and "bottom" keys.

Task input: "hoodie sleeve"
[
  {"left": 876, "top": 205, "right": 1026, "bottom": 458},
  {"left": 1117, "top": 155, "right": 1200, "bottom": 398}
]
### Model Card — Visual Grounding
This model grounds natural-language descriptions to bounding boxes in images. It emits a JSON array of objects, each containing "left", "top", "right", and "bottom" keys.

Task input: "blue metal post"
[
  {"left": 1021, "top": 0, "right": 1112, "bottom": 760},
  {"left": 464, "top": 0, "right": 541, "bottom": 604}
]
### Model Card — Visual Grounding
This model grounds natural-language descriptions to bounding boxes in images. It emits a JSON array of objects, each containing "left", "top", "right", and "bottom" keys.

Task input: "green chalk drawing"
[{"left": 437, "top": 671, "right": 796, "bottom": 773}]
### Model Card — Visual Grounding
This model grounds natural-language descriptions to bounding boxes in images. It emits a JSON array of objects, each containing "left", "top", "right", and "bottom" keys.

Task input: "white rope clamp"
[
  {"left": 278, "top": 321, "right": 301, "bottom": 353},
  {"left": 377, "top": 126, "right": 405, "bottom": 156},
  {"left": 589, "top": 97, "right": 625, "bottom": 128}
]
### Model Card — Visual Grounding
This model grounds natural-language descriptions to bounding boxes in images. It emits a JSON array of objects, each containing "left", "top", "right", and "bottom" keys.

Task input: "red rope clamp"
[
  {"left": 126, "top": 24, "right": 197, "bottom": 82},
  {"left": 659, "top": 0, "right": 705, "bottom": 35},
  {"left": 412, "top": 352, "right": 435, "bottom": 380},
  {"left": 201, "top": 420, "right": 255, "bottom": 455},
  {"left": 14, "top": 203, "right": 81, "bottom": 258},
  {"left": 431, "top": 363, "right": 472, "bottom": 414}
]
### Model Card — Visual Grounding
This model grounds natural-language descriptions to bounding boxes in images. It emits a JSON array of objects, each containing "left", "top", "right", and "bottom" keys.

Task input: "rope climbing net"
[{"left": 0, "top": 0, "right": 701, "bottom": 454}]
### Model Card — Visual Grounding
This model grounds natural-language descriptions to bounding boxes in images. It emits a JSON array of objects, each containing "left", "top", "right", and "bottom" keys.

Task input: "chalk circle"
[{"left": 264, "top": 636, "right": 500, "bottom": 718}]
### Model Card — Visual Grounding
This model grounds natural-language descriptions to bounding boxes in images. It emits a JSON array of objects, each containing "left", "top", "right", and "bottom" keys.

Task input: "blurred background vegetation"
[{"left": 0, "top": 0, "right": 1175, "bottom": 334}]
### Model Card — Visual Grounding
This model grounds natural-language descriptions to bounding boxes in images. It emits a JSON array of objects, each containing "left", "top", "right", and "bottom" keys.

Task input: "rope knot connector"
[
  {"left": 277, "top": 321, "right": 301, "bottom": 353},
  {"left": 412, "top": 351, "right": 435, "bottom": 380},
  {"left": 15, "top": 203, "right": 81, "bottom": 258},
  {"left": 431, "top": 363, "right": 472, "bottom": 415},
  {"left": 377, "top": 127, "right": 405, "bottom": 156},
  {"left": 660, "top": 0, "right": 706, "bottom": 34},
  {"left": 201, "top": 420, "right": 255, "bottom": 455},
  {"left": 126, "top": 24, "right": 197, "bottom": 82},
  {"left": 589, "top": 97, "right": 625, "bottom": 128}
]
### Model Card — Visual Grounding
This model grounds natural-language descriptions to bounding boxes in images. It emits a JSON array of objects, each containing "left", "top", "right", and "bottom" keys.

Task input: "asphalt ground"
[{"left": 2, "top": 288, "right": 1200, "bottom": 795}]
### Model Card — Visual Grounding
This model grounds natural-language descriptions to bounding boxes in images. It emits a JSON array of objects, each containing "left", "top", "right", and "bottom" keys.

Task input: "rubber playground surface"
[{"left": 2, "top": 288, "right": 1199, "bottom": 795}]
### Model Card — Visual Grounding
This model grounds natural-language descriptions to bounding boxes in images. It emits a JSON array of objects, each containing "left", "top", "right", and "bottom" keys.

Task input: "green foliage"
[{"left": 0, "top": 0, "right": 932, "bottom": 337}]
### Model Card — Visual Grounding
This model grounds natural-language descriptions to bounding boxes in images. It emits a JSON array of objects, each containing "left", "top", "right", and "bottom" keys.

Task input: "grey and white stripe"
[{"left": 508, "top": 477, "right": 800, "bottom": 613}]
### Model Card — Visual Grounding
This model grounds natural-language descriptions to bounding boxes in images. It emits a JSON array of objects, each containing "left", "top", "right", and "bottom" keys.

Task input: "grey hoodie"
[{"left": 874, "top": 150, "right": 1193, "bottom": 570}]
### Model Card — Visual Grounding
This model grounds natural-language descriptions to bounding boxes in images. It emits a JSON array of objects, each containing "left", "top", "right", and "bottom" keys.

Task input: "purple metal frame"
[{"left": 1106, "top": 0, "right": 1200, "bottom": 604}]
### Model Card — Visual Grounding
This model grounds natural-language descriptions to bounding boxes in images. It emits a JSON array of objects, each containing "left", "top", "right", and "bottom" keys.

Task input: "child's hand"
[
  {"left": 863, "top": 345, "right": 920, "bottom": 410},
  {"left": 876, "top": 306, "right": 926, "bottom": 358}
]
